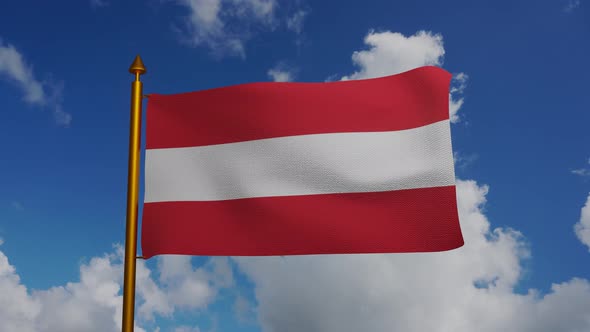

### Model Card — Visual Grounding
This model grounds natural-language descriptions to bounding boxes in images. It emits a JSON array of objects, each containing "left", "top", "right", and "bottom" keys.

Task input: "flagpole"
[{"left": 122, "top": 55, "right": 146, "bottom": 332}]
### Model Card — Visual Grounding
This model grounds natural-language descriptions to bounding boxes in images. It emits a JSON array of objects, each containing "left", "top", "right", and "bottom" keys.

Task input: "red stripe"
[
  {"left": 141, "top": 186, "right": 463, "bottom": 258},
  {"left": 146, "top": 66, "right": 452, "bottom": 149}
]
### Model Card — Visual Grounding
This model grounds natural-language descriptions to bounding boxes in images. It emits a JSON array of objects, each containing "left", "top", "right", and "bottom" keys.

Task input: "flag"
[{"left": 141, "top": 66, "right": 464, "bottom": 258}]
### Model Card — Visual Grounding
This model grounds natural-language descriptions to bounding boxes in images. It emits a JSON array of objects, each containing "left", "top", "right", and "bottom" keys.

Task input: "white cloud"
[
  {"left": 0, "top": 41, "right": 45, "bottom": 105},
  {"left": 0, "top": 39, "right": 71, "bottom": 126},
  {"left": 235, "top": 179, "right": 590, "bottom": 332},
  {"left": 574, "top": 193, "right": 590, "bottom": 251},
  {"left": 449, "top": 72, "right": 468, "bottom": 123},
  {"left": 340, "top": 30, "right": 445, "bottom": 80},
  {"left": 175, "top": 0, "right": 277, "bottom": 57},
  {"left": 564, "top": 0, "right": 581, "bottom": 13},
  {"left": 53, "top": 105, "right": 72, "bottom": 127},
  {"left": 267, "top": 61, "right": 297, "bottom": 82},
  {"left": 572, "top": 168, "right": 590, "bottom": 177},
  {"left": 32, "top": 253, "right": 128, "bottom": 331},
  {"left": 454, "top": 151, "right": 478, "bottom": 170},
  {"left": 339, "top": 30, "right": 467, "bottom": 123},
  {"left": 209, "top": 256, "right": 234, "bottom": 288},
  {"left": 230, "top": 30, "right": 590, "bottom": 332},
  {"left": 136, "top": 258, "right": 173, "bottom": 321},
  {"left": 572, "top": 158, "right": 590, "bottom": 177},
  {"left": 0, "top": 250, "right": 40, "bottom": 332},
  {"left": 0, "top": 247, "right": 133, "bottom": 332},
  {"left": 234, "top": 294, "right": 256, "bottom": 324},
  {"left": 286, "top": 10, "right": 308, "bottom": 34},
  {"left": 156, "top": 255, "right": 223, "bottom": 310},
  {"left": 0, "top": 245, "right": 232, "bottom": 331},
  {"left": 232, "top": 0, "right": 275, "bottom": 19},
  {"left": 174, "top": 0, "right": 308, "bottom": 56},
  {"left": 267, "top": 68, "right": 293, "bottom": 82}
]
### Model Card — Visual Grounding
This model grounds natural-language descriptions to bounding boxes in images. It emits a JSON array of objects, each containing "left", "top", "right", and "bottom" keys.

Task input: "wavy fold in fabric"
[{"left": 141, "top": 66, "right": 464, "bottom": 258}]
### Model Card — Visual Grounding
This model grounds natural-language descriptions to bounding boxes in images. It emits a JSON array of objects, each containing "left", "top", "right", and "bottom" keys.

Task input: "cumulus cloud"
[
  {"left": 235, "top": 180, "right": 590, "bottom": 332},
  {"left": 340, "top": 30, "right": 444, "bottom": 80},
  {"left": 229, "top": 30, "right": 590, "bottom": 332},
  {"left": 340, "top": 30, "right": 467, "bottom": 123},
  {"left": 0, "top": 39, "right": 71, "bottom": 126},
  {"left": 0, "top": 250, "right": 40, "bottom": 332},
  {"left": 0, "top": 246, "right": 133, "bottom": 332},
  {"left": 156, "top": 255, "right": 219, "bottom": 310},
  {"left": 174, "top": 0, "right": 277, "bottom": 57},
  {"left": 0, "top": 246, "right": 232, "bottom": 331},
  {"left": 574, "top": 193, "right": 590, "bottom": 251}
]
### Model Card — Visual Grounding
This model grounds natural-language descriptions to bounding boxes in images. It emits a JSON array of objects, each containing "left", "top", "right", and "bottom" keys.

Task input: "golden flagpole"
[{"left": 122, "top": 55, "right": 146, "bottom": 332}]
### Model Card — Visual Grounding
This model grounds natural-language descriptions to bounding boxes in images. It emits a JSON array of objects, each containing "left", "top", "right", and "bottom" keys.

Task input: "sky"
[{"left": 1, "top": 0, "right": 589, "bottom": 331}]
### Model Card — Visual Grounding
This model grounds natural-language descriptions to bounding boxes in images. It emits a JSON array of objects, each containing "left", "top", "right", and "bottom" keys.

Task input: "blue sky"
[{"left": 1, "top": 0, "right": 589, "bottom": 331}]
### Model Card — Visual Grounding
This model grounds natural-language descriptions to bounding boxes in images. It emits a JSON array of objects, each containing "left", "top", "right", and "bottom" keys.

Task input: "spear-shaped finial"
[{"left": 128, "top": 55, "right": 146, "bottom": 75}]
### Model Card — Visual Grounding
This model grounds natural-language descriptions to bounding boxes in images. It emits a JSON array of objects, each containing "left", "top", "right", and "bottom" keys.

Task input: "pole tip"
[{"left": 129, "top": 55, "right": 146, "bottom": 75}]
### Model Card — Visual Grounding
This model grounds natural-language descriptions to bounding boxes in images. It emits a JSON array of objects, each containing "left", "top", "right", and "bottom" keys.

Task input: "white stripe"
[{"left": 145, "top": 120, "right": 455, "bottom": 202}]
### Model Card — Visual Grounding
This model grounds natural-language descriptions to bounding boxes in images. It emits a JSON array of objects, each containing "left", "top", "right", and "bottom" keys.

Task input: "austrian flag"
[{"left": 141, "top": 66, "right": 464, "bottom": 258}]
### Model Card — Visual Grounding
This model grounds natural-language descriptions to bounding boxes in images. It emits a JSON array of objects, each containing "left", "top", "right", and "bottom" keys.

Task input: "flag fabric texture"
[{"left": 141, "top": 66, "right": 464, "bottom": 258}]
